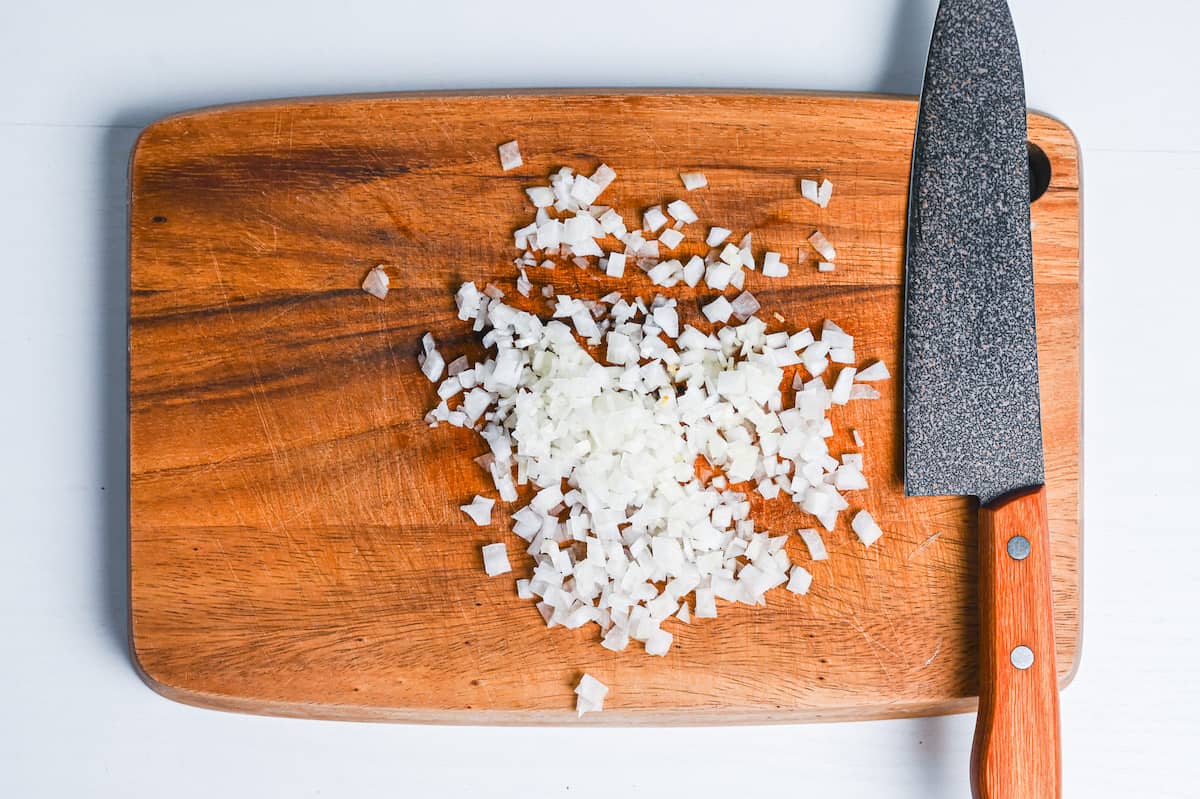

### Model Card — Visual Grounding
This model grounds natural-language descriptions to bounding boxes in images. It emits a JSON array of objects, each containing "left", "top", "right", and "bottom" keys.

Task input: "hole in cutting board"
[{"left": 1028, "top": 141, "right": 1052, "bottom": 202}]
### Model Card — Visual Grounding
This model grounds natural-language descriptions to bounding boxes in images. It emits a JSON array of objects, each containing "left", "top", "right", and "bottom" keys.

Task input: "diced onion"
[
  {"left": 498, "top": 140, "right": 523, "bottom": 171},
  {"left": 798, "top": 528, "right": 828, "bottom": 561},
  {"left": 856, "top": 361, "right": 891, "bottom": 381},
  {"left": 817, "top": 179, "right": 833, "bottom": 208},
  {"left": 591, "top": 164, "right": 617, "bottom": 191},
  {"left": 706, "top": 227, "right": 732, "bottom": 247},
  {"left": 849, "top": 384, "right": 882, "bottom": 400},
  {"left": 800, "top": 179, "right": 820, "bottom": 205},
  {"left": 526, "top": 186, "right": 555, "bottom": 208},
  {"left": 412, "top": 154, "right": 889, "bottom": 680},
  {"left": 606, "top": 251, "right": 627, "bottom": 278},
  {"left": 658, "top": 228, "right": 685, "bottom": 250},
  {"left": 460, "top": 495, "right": 495, "bottom": 526},
  {"left": 786, "top": 565, "right": 813, "bottom": 595},
  {"left": 482, "top": 542, "right": 512, "bottom": 575},
  {"left": 808, "top": 230, "right": 837, "bottom": 261},
  {"left": 702, "top": 296, "right": 733, "bottom": 323},
  {"left": 361, "top": 265, "right": 389, "bottom": 299},
  {"left": 730, "top": 291, "right": 761, "bottom": 322},
  {"left": 831, "top": 367, "right": 857, "bottom": 405},
  {"left": 851, "top": 510, "right": 884, "bottom": 547},
  {"left": 643, "top": 205, "right": 669, "bottom": 232},
  {"left": 762, "top": 251, "right": 788, "bottom": 278},
  {"left": 666, "top": 199, "right": 699, "bottom": 224},
  {"left": 575, "top": 673, "right": 609, "bottom": 716}
]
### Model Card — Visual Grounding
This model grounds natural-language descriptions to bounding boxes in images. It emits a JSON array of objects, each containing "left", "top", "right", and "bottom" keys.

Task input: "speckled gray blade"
[{"left": 903, "top": 0, "right": 1044, "bottom": 504}]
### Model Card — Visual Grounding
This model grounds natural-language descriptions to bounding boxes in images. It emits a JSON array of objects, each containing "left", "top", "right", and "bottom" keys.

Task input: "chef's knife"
[{"left": 904, "top": 2, "right": 1061, "bottom": 798}]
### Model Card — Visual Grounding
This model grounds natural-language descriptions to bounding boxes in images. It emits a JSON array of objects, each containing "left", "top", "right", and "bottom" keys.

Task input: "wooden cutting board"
[{"left": 129, "top": 92, "right": 1081, "bottom": 724}]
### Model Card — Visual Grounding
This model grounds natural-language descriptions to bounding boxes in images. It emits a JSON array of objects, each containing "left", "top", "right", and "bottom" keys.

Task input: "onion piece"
[
  {"left": 498, "top": 140, "right": 523, "bottom": 171},
  {"left": 821, "top": 320, "right": 852, "bottom": 348},
  {"left": 606, "top": 251, "right": 627, "bottom": 278},
  {"left": 831, "top": 367, "right": 857, "bottom": 405},
  {"left": 856, "top": 361, "right": 891, "bottom": 381},
  {"left": 680, "top": 172, "right": 708, "bottom": 190},
  {"left": 762, "top": 251, "right": 789, "bottom": 278},
  {"left": 482, "top": 542, "right": 512, "bottom": 576},
  {"left": 704, "top": 262, "right": 736, "bottom": 291},
  {"left": 706, "top": 227, "right": 732, "bottom": 247},
  {"left": 851, "top": 510, "right": 884, "bottom": 547},
  {"left": 702, "top": 296, "right": 733, "bottom": 324},
  {"left": 658, "top": 228, "right": 685, "bottom": 250},
  {"left": 418, "top": 333, "right": 445, "bottom": 382},
  {"left": 599, "top": 208, "right": 627, "bottom": 236},
  {"left": 571, "top": 175, "right": 602, "bottom": 207},
  {"left": 800, "top": 178, "right": 820, "bottom": 205},
  {"left": 849, "top": 384, "right": 882, "bottom": 400},
  {"left": 646, "top": 261, "right": 674, "bottom": 285},
  {"left": 719, "top": 243, "right": 741, "bottom": 266},
  {"left": 460, "top": 495, "right": 496, "bottom": 526},
  {"left": 786, "top": 565, "right": 813, "bottom": 595},
  {"left": 666, "top": 199, "right": 698, "bottom": 224},
  {"left": 643, "top": 205, "right": 669, "bottom": 232},
  {"left": 834, "top": 464, "right": 868, "bottom": 490},
  {"left": 652, "top": 304, "right": 680, "bottom": 338},
  {"left": 798, "top": 528, "right": 828, "bottom": 561},
  {"left": 730, "top": 291, "right": 761, "bottom": 322},
  {"left": 361, "top": 265, "right": 389, "bottom": 300},
  {"left": 526, "top": 186, "right": 555, "bottom": 208},
  {"left": 644, "top": 628, "right": 673, "bottom": 656},
  {"left": 808, "top": 231, "right": 837, "bottom": 261},
  {"left": 817, "top": 179, "right": 833, "bottom": 208},
  {"left": 591, "top": 164, "right": 617, "bottom": 191},
  {"left": 574, "top": 673, "right": 609, "bottom": 716}
]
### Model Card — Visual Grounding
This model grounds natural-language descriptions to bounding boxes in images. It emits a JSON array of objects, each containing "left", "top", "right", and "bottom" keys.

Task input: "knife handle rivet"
[
  {"left": 1006, "top": 535, "right": 1031, "bottom": 561},
  {"left": 1010, "top": 645, "right": 1035, "bottom": 670}
]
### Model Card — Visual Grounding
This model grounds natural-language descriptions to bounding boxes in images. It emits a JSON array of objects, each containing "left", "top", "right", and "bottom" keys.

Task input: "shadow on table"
[
  {"left": 874, "top": 0, "right": 936, "bottom": 96},
  {"left": 98, "top": 122, "right": 137, "bottom": 663},
  {"left": 98, "top": 106, "right": 194, "bottom": 664}
]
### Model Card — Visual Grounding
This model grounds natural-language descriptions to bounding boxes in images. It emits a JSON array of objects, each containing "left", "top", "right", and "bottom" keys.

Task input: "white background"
[{"left": 2, "top": 0, "right": 1198, "bottom": 795}]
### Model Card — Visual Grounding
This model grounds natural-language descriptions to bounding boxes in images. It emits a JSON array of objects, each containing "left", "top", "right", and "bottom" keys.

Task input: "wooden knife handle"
[{"left": 971, "top": 485, "right": 1062, "bottom": 799}]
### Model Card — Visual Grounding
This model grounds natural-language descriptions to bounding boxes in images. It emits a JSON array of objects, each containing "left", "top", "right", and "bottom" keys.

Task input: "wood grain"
[
  {"left": 972, "top": 486, "right": 1062, "bottom": 799},
  {"left": 128, "top": 92, "right": 1081, "bottom": 723}
]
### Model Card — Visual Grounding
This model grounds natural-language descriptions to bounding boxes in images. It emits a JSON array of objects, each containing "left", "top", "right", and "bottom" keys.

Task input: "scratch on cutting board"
[
  {"left": 908, "top": 531, "right": 942, "bottom": 562},
  {"left": 208, "top": 245, "right": 311, "bottom": 576},
  {"left": 923, "top": 639, "right": 943, "bottom": 669},
  {"left": 846, "top": 613, "right": 896, "bottom": 678},
  {"left": 212, "top": 533, "right": 267, "bottom": 637}
]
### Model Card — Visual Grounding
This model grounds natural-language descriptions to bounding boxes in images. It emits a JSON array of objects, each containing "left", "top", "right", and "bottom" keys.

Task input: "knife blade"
[{"left": 904, "top": 2, "right": 1062, "bottom": 798}]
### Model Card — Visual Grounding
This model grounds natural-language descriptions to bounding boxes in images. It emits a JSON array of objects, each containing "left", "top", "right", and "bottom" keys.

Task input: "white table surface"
[{"left": 3, "top": 0, "right": 1198, "bottom": 795}]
